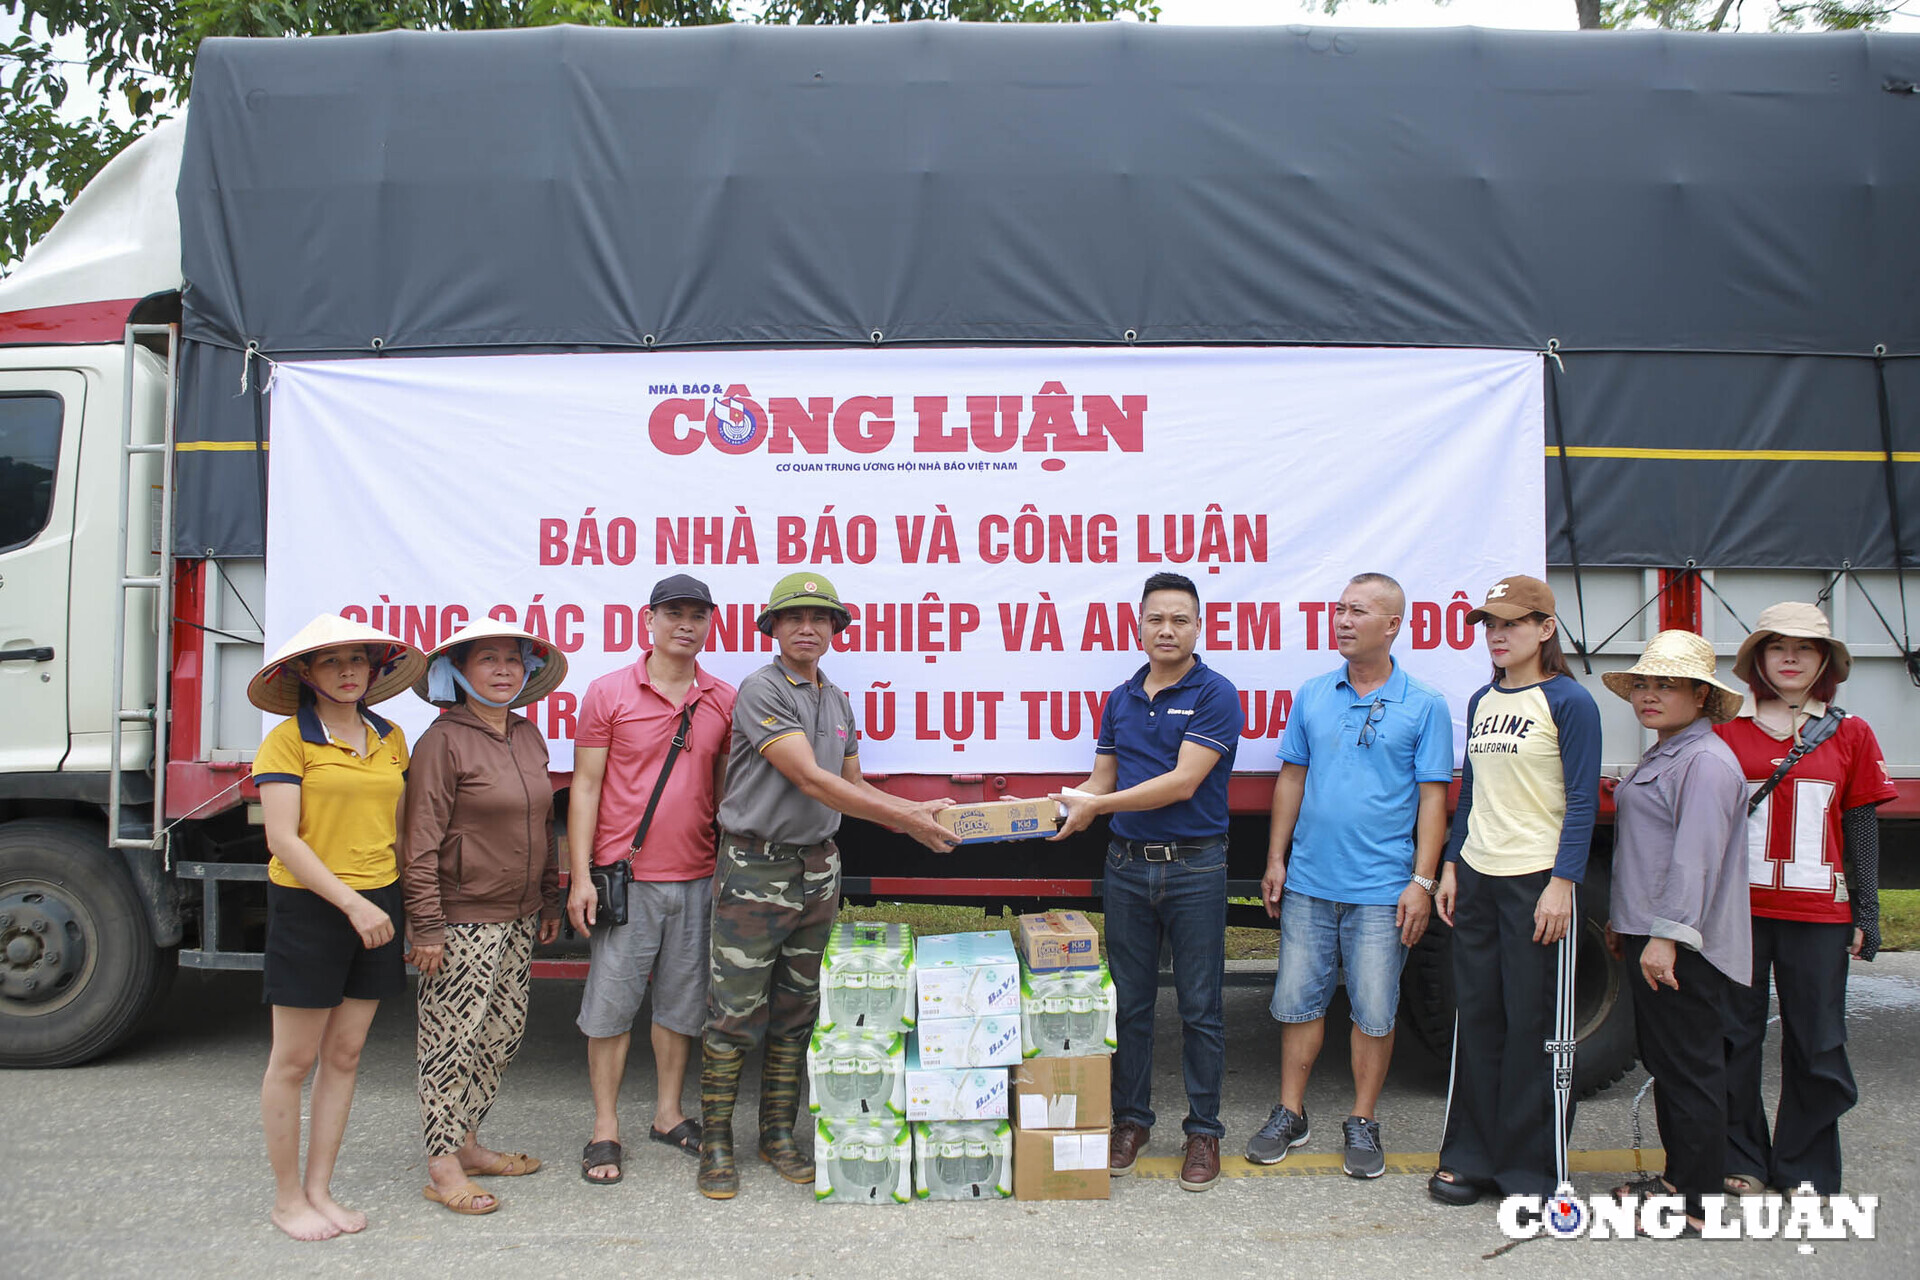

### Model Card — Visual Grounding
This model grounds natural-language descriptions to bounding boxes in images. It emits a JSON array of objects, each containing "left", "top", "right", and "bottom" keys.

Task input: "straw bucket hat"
[
  {"left": 1600, "top": 629, "right": 1744, "bottom": 725},
  {"left": 247, "top": 614, "right": 427, "bottom": 715},
  {"left": 1732, "top": 601, "right": 1851, "bottom": 686},
  {"left": 413, "top": 618, "right": 569, "bottom": 710}
]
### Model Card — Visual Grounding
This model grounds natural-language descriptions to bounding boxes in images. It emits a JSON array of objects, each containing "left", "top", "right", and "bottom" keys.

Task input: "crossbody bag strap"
[
  {"left": 1747, "top": 706, "right": 1846, "bottom": 815},
  {"left": 630, "top": 701, "right": 696, "bottom": 858}
]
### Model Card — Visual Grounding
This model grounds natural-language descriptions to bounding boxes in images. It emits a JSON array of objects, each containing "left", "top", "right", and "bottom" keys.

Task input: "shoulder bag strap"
[
  {"left": 1747, "top": 706, "right": 1846, "bottom": 815},
  {"left": 629, "top": 701, "right": 696, "bottom": 858}
]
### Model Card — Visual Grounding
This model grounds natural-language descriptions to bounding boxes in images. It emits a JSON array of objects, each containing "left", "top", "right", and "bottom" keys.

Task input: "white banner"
[{"left": 265, "top": 347, "right": 1543, "bottom": 773}]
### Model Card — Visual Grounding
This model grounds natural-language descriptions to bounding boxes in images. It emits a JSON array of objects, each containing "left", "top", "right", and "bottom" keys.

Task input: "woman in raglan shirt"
[
  {"left": 1715, "top": 604, "right": 1896, "bottom": 1195},
  {"left": 1428, "top": 575, "right": 1601, "bottom": 1207}
]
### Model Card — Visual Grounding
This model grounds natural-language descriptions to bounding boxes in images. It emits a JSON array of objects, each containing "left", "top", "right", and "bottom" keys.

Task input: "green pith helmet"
[{"left": 757, "top": 571, "right": 852, "bottom": 635}]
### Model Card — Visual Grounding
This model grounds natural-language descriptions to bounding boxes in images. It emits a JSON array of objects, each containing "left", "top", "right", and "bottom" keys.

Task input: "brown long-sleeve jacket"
[{"left": 401, "top": 702, "right": 559, "bottom": 946}]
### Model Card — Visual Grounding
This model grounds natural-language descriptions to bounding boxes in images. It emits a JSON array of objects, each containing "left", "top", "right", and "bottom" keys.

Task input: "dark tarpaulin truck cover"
[{"left": 174, "top": 22, "right": 1920, "bottom": 568}]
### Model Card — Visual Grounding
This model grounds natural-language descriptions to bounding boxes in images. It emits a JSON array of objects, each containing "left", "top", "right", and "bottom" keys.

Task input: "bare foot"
[
  {"left": 305, "top": 1190, "right": 367, "bottom": 1235},
  {"left": 270, "top": 1198, "right": 342, "bottom": 1242}
]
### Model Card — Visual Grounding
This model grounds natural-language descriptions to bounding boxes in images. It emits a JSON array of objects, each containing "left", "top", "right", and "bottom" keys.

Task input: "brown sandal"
[
  {"left": 463, "top": 1151, "right": 542, "bottom": 1177},
  {"left": 423, "top": 1181, "right": 500, "bottom": 1215}
]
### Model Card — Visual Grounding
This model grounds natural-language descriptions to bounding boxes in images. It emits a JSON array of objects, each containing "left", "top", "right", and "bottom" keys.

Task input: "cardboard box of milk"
[
  {"left": 915, "top": 1014, "right": 1023, "bottom": 1069},
  {"left": 904, "top": 1041, "right": 1009, "bottom": 1121},
  {"left": 916, "top": 931, "right": 1020, "bottom": 1020},
  {"left": 933, "top": 799, "right": 1059, "bottom": 845}
]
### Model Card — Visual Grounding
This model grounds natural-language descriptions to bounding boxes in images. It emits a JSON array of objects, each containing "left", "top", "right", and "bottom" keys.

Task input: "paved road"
[{"left": 5, "top": 954, "right": 1916, "bottom": 1279}]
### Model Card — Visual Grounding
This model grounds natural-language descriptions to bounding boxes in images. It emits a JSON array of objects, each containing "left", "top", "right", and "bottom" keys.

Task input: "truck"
[{"left": 3, "top": 23, "right": 1916, "bottom": 1092}]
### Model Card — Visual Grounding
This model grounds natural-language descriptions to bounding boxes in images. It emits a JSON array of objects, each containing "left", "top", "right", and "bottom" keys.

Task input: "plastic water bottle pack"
[
  {"left": 912, "top": 1120, "right": 1012, "bottom": 1201},
  {"left": 816, "top": 1119, "right": 911, "bottom": 1205}
]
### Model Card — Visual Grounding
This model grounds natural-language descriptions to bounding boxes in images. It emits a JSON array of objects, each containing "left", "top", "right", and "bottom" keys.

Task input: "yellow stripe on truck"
[{"left": 1548, "top": 446, "right": 1920, "bottom": 462}]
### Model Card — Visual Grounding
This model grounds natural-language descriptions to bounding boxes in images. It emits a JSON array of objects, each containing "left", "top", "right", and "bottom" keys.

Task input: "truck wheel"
[
  {"left": 0, "top": 819, "right": 167, "bottom": 1067},
  {"left": 1400, "top": 863, "right": 1637, "bottom": 1099}
]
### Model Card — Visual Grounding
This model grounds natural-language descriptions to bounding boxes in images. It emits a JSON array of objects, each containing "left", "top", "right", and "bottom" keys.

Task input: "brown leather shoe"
[
  {"left": 1179, "top": 1134, "right": 1221, "bottom": 1191},
  {"left": 1109, "top": 1122, "right": 1150, "bottom": 1176}
]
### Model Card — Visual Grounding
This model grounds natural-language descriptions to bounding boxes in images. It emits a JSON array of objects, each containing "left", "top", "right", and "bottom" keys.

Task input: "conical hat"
[
  {"left": 412, "top": 618, "right": 569, "bottom": 710},
  {"left": 1600, "top": 629, "right": 1744, "bottom": 725},
  {"left": 247, "top": 614, "right": 427, "bottom": 715}
]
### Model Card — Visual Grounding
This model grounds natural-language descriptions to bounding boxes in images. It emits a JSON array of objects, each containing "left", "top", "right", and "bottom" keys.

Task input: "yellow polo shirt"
[{"left": 253, "top": 704, "right": 410, "bottom": 890}]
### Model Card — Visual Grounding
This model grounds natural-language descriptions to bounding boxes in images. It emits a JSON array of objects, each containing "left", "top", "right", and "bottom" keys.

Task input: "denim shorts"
[{"left": 1271, "top": 889, "right": 1407, "bottom": 1037}]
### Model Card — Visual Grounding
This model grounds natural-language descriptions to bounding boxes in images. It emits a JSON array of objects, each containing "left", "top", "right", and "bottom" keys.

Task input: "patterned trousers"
[
  {"left": 703, "top": 835, "right": 839, "bottom": 1054},
  {"left": 416, "top": 915, "right": 537, "bottom": 1157}
]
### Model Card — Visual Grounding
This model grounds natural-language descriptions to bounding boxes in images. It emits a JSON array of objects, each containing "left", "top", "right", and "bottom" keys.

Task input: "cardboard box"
[
  {"left": 934, "top": 799, "right": 1059, "bottom": 845},
  {"left": 807, "top": 1027, "right": 907, "bottom": 1120},
  {"left": 915, "top": 1014, "right": 1023, "bottom": 1069},
  {"left": 1011, "top": 1123, "right": 1111, "bottom": 1201},
  {"left": 914, "top": 1120, "right": 1014, "bottom": 1201},
  {"left": 820, "top": 920, "right": 916, "bottom": 1033},
  {"left": 1016, "top": 909, "right": 1101, "bottom": 971},
  {"left": 916, "top": 931, "right": 1020, "bottom": 1019},
  {"left": 904, "top": 1046, "right": 1009, "bottom": 1122},
  {"left": 815, "top": 1118, "right": 912, "bottom": 1205},
  {"left": 1019, "top": 959, "right": 1117, "bottom": 1058},
  {"left": 1011, "top": 1054, "right": 1112, "bottom": 1131}
]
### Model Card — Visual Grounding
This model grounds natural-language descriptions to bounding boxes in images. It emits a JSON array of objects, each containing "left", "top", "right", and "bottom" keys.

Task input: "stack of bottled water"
[
  {"left": 815, "top": 1118, "right": 913, "bottom": 1205},
  {"left": 1019, "top": 959, "right": 1117, "bottom": 1058},
  {"left": 819, "top": 921, "right": 916, "bottom": 1033},
  {"left": 912, "top": 1120, "right": 1013, "bottom": 1200},
  {"left": 807, "top": 1027, "right": 908, "bottom": 1120}
]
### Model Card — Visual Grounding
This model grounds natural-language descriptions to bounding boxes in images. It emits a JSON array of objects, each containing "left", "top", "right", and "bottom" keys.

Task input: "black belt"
[
  {"left": 1112, "top": 837, "right": 1225, "bottom": 863},
  {"left": 721, "top": 831, "right": 834, "bottom": 858}
]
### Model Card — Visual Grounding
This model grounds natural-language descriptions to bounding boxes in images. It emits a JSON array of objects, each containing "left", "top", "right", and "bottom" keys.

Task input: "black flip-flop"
[
  {"left": 649, "top": 1118, "right": 703, "bottom": 1157},
  {"left": 1427, "top": 1168, "right": 1487, "bottom": 1205},
  {"left": 581, "top": 1139, "right": 623, "bottom": 1184}
]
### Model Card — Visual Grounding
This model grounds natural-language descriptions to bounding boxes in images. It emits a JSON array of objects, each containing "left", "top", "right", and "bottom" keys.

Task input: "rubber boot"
[
  {"left": 698, "top": 1044, "right": 746, "bottom": 1200},
  {"left": 757, "top": 1034, "right": 815, "bottom": 1184}
]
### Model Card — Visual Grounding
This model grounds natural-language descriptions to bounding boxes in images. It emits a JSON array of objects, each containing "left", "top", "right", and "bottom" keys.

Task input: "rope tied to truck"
[{"left": 1544, "top": 343, "right": 1594, "bottom": 675}]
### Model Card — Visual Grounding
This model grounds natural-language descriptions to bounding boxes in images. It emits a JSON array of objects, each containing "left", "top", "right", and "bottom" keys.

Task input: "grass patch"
[
  {"left": 1880, "top": 888, "right": 1919, "bottom": 952},
  {"left": 837, "top": 901, "right": 1278, "bottom": 962}
]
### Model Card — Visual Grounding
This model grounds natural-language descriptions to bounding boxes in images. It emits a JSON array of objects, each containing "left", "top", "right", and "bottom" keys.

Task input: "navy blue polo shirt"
[{"left": 1096, "top": 654, "right": 1243, "bottom": 842}]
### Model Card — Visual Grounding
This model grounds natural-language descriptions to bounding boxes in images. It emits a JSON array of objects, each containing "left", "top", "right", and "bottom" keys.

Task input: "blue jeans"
[
  {"left": 1102, "top": 839, "right": 1228, "bottom": 1138},
  {"left": 1271, "top": 890, "right": 1408, "bottom": 1037}
]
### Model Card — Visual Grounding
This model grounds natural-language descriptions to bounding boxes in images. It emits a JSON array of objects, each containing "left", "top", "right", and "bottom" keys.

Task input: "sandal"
[
  {"left": 1427, "top": 1168, "right": 1486, "bottom": 1206},
  {"left": 1611, "top": 1173, "right": 1676, "bottom": 1201},
  {"left": 580, "top": 1139, "right": 623, "bottom": 1185},
  {"left": 463, "top": 1151, "right": 542, "bottom": 1177},
  {"left": 423, "top": 1181, "right": 499, "bottom": 1215},
  {"left": 649, "top": 1118, "right": 703, "bottom": 1158},
  {"left": 1724, "top": 1173, "right": 1768, "bottom": 1195}
]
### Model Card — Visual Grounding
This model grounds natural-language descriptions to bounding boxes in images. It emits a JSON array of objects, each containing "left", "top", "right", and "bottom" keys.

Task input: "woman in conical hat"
[
  {"left": 1601, "top": 629, "right": 1749, "bottom": 1235},
  {"left": 1714, "top": 604, "right": 1894, "bottom": 1197},
  {"left": 400, "top": 619, "right": 567, "bottom": 1214},
  {"left": 247, "top": 613, "right": 424, "bottom": 1241}
]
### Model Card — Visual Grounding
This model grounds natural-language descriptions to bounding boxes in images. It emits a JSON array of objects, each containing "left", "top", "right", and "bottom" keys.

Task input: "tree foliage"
[
  {"left": 1307, "top": 0, "right": 1898, "bottom": 31},
  {"left": 0, "top": 0, "right": 1156, "bottom": 271}
]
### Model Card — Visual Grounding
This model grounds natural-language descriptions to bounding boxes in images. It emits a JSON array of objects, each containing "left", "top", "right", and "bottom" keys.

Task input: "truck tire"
[
  {"left": 1400, "top": 862, "right": 1637, "bottom": 1099},
  {"left": 0, "top": 818, "right": 168, "bottom": 1067}
]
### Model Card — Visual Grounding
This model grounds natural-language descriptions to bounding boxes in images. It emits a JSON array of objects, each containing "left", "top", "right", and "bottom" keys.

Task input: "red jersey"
[{"left": 1714, "top": 713, "right": 1897, "bottom": 923}]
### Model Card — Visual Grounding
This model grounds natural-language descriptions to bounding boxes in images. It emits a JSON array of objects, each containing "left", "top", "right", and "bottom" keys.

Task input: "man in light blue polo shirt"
[{"left": 1250, "top": 572, "right": 1452, "bottom": 1179}]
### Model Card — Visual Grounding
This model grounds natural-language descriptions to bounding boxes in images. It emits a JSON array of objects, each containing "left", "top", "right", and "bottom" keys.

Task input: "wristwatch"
[{"left": 1411, "top": 874, "right": 1437, "bottom": 894}]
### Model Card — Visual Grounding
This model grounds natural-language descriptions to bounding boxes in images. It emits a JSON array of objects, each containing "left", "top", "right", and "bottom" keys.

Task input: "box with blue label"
[
  {"left": 916, "top": 931, "right": 1020, "bottom": 1019},
  {"left": 1015, "top": 909, "right": 1101, "bottom": 972},
  {"left": 819, "top": 920, "right": 916, "bottom": 1033},
  {"left": 807, "top": 1027, "right": 907, "bottom": 1120},
  {"left": 1020, "top": 959, "right": 1117, "bottom": 1058},
  {"left": 916, "top": 1014, "right": 1023, "bottom": 1069},
  {"left": 914, "top": 1120, "right": 1014, "bottom": 1201},
  {"left": 933, "top": 799, "right": 1059, "bottom": 845},
  {"left": 904, "top": 1040, "right": 1009, "bottom": 1121},
  {"left": 815, "top": 1118, "right": 912, "bottom": 1205}
]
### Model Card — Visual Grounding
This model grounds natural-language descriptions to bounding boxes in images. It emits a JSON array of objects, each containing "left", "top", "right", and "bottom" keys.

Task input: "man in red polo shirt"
[{"left": 567, "top": 574, "right": 737, "bottom": 1184}]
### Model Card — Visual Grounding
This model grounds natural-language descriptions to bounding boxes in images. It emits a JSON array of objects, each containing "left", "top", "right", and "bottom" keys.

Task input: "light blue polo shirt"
[{"left": 1278, "top": 658, "right": 1454, "bottom": 906}]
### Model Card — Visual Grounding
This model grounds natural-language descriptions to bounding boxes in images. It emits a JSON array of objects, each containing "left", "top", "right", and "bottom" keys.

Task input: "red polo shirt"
[{"left": 576, "top": 656, "right": 736, "bottom": 880}]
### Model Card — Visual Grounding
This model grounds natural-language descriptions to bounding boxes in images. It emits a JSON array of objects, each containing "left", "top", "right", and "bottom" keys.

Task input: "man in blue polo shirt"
[
  {"left": 1052, "top": 572, "right": 1243, "bottom": 1192},
  {"left": 1251, "top": 572, "right": 1453, "bottom": 1179}
]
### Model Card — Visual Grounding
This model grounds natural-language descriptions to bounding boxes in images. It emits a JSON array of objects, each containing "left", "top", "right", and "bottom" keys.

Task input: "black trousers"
[
  {"left": 1627, "top": 935, "right": 1735, "bottom": 1220},
  {"left": 1724, "top": 917, "right": 1857, "bottom": 1193},
  {"left": 1440, "top": 862, "right": 1577, "bottom": 1198}
]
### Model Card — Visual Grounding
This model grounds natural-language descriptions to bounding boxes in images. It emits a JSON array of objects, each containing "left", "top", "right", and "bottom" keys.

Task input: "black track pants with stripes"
[{"left": 1439, "top": 862, "right": 1576, "bottom": 1199}]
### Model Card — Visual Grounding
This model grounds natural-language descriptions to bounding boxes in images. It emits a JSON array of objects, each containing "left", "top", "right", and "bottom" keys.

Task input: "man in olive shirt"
[{"left": 697, "top": 571, "right": 958, "bottom": 1200}]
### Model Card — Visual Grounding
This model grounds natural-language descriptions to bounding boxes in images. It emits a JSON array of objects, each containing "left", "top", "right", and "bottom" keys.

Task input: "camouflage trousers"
[{"left": 703, "top": 833, "right": 839, "bottom": 1055}]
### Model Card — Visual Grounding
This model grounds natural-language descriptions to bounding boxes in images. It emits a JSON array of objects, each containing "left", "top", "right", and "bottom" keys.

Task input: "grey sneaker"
[
  {"left": 1341, "top": 1115, "right": 1385, "bottom": 1179},
  {"left": 1245, "top": 1104, "right": 1310, "bottom": 1165}
]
